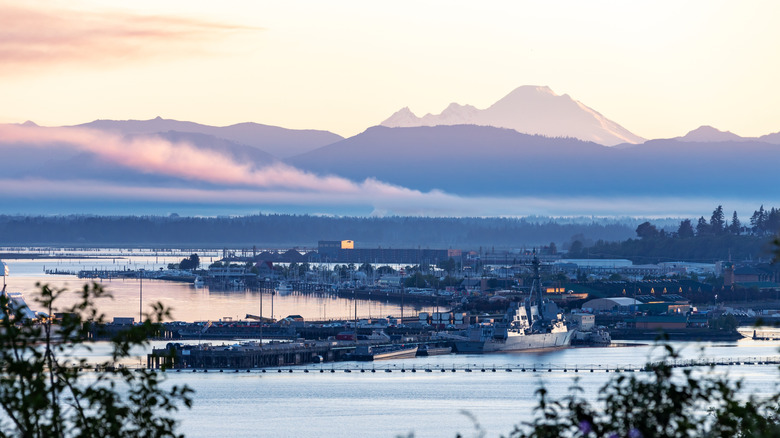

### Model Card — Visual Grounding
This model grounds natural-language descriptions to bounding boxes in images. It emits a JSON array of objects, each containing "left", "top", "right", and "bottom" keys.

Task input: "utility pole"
[
  {"left": 400, "top": 267, "right": 405, "bottom": 325},
  {"left": 139, "top": 269, "right": 144, "bottom": 324},
  {"left": 260, "top": 287, "right": 263, "bottom": 347}
]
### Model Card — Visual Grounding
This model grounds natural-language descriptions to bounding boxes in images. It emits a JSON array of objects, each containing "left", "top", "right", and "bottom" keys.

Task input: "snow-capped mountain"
[{"left": 380, "top": 85, "right": 645, "bottom": 146}]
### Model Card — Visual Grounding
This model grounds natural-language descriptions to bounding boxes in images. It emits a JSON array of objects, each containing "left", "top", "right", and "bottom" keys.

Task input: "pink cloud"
[
  {"left": 0, "top": 123, "right": 409, "bottom": 196},
  {"left": 0, "top": 1, "right": 256, "bottom": 73}
]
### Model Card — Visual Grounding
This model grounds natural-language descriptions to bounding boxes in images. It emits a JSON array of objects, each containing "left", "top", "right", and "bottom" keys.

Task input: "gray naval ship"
[{"left": 452, "top": 255, "right": 573, "bottom": 353}]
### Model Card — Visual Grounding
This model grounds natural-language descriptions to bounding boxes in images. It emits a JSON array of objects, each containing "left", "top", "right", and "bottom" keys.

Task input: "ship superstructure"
[{"left": 453, "top": 254, "right": 573, "bottom": 353}]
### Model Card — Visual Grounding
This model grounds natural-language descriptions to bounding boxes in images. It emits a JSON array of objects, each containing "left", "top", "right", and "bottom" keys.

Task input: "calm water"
[
  {"left": 161, "top": 340, "right": 779, "bottom": 438},
  {"left": 61, "top": 339, "right": 780, "bottom": 437},
  {"left": 2, "top": 251, "right": 439, "bottom": 321}
]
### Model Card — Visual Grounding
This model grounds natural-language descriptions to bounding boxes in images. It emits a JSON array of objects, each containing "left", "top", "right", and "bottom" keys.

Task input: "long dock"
[
  {"left": 160, "top": 356, "right": 780, "bottom": 374},
  {"left": 148, "top": 337, "right": 780, "bottom": 373}
]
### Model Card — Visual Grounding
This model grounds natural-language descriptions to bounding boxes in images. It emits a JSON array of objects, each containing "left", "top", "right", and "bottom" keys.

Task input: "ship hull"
[
  {"left": 416, "top": 346, "right": 452, "bottom": 357},
  {"left": 454, "top": 331, "right": 573, "bottom": 354},
  {"left": 351, "top": 346, "right": 419, "bottom": 361},
  {"left": 373, "top": 346, "right": 418, "bottom": 360}
]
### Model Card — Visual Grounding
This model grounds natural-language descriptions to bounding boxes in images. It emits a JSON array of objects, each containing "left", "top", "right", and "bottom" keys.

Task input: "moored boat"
[
  {"left": 349, "top": 344, "right": 418, "bottom": 361},
  {"left": 416, "top": 345, "right": 452, "bottom": 356},
  {"left": 276, "top": 281, "right": 293, "bottom": 294},
  {"left": 451, "top": 254, "right": 573, "bottom": 353}
]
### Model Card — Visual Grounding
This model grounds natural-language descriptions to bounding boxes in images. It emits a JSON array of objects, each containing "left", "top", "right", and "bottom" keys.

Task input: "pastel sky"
[{"left": 1, "top": 0, "right": 779, "bottom": 139}]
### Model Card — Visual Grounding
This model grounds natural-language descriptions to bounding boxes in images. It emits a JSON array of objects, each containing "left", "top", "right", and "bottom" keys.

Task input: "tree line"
[
  {"left": 568, "top": 205, "right": 780, "bottom": 263},
  {"left": 0, "top": 214, "right": 634, "bottom": 248}
]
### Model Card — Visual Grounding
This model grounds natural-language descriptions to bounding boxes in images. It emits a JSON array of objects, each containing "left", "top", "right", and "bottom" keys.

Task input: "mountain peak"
[
  {"left": 380, "top": 107, "right": 422, "bottom": 127},
  {"left": 379, "top": 86, "right": 644, "bottom": 145},
  {"left": 678, "top": 125, "right": 744, "bottom": 142},
  {"left": 508, "top": 85, "right": 556, "bottom": 96},
  {"left": 21, "top": 120, "right": 38, "bottom": 127}
]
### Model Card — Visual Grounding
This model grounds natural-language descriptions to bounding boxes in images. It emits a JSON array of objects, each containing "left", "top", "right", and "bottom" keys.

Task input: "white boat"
[
  {"left": 452, "top": 255, "right": 573, "bottom": 353},
  {"left": 1, "top": 288, "right": 40, "bottom": 321},
  {"left": 193, "top": 276, "right": 205, "bottom": 287},
  {"left": 275, "top": 281, "right": 293, "bottom": 294}
]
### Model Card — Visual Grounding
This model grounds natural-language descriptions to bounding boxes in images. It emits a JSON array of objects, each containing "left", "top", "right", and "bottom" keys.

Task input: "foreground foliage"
[
  {"left": 508, "top": 344, "right": 780, "bottom": 438},
  {"left": 0, "top": 283, "right": 192, "bottom": 438}
]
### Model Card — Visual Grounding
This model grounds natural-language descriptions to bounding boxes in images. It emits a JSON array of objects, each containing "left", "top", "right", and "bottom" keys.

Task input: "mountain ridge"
[
  {"left": 70, "top": 117, "right": 343, "bottom": 159},
  {"left": 288, "top": 124, "right": 780, "bottom": 199}
]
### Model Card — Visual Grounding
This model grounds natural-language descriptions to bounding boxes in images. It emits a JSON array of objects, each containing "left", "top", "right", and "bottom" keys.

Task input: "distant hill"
[
  {"left": 759, "top": 131, "right": 780, "bottom": 144},
  {"left": 72, "top": 117, "right": 343, "bottom": 159},
  {"left": 676, "top": 125, "right": 747, "bottom": 142},
  {"left": 287, "top": 125, "right": 601, "bottom": 195},
  {"left": 674, "top": 125, "right": 780, "bottom": 145},
  {"left": 380, "top": 85, "right": 645, "bottom": 146},
  {"left": 146, "top": 131, "right": 278, "bottom": 165},
  {"left": 288, "top": 125, "right": 780, "bottom": 199},
  {"left": 0, "top": 128, "right": 278, "bottom": 184}
]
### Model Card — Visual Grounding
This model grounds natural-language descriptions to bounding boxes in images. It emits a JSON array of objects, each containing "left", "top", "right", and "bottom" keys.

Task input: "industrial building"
[{"left": 317, "top": 240, "right": 455, "bottom": 264}]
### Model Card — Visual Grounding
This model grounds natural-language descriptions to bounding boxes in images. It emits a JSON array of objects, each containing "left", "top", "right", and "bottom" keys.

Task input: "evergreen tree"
[
  {"left": 179, "top": 254, "right": 200, "bottom": 270},
  {"left": 636, "top": 221, "right": 659, "bottom": 239},
  {"left": 677, "top": 219, "right": 695, "bottom": 238},
  {"left": 709, "top": 205, "right": 725, "bottom": 234},
  {"left": 751, "top": 205, "right": 766, "bottom": 234},
  {"left": 729, "top": 211, "right": 741, "bottom": 235},
  {"left": 767, "top": 207, "right": 780, "bottom": 234},
  {"left": 696, "top": 216, "right": 710, "bottom": 236}
]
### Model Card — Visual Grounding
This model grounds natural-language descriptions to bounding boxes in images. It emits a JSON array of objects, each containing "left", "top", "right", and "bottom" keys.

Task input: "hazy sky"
[{"left": 1, "top": 0, "right": 778, "bottom": 139}]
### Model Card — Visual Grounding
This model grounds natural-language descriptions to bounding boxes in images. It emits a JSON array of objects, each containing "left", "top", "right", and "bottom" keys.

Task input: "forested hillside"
[{"left": 567, "top": 205, "right": 780, "bottom": 263}]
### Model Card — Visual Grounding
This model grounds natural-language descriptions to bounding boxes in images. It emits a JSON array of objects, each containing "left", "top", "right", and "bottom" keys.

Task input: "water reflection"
[{"left": 5, "top": 275, "right": 438, "bottom": 322}]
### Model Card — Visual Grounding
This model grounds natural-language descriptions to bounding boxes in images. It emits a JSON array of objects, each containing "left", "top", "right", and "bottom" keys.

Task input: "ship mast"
[
  {"left": 532, "top": 251, "right": 543, "bottom": 306},
  {"left": 527, "top": 250, "right": 548, "bottom": 331}
]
